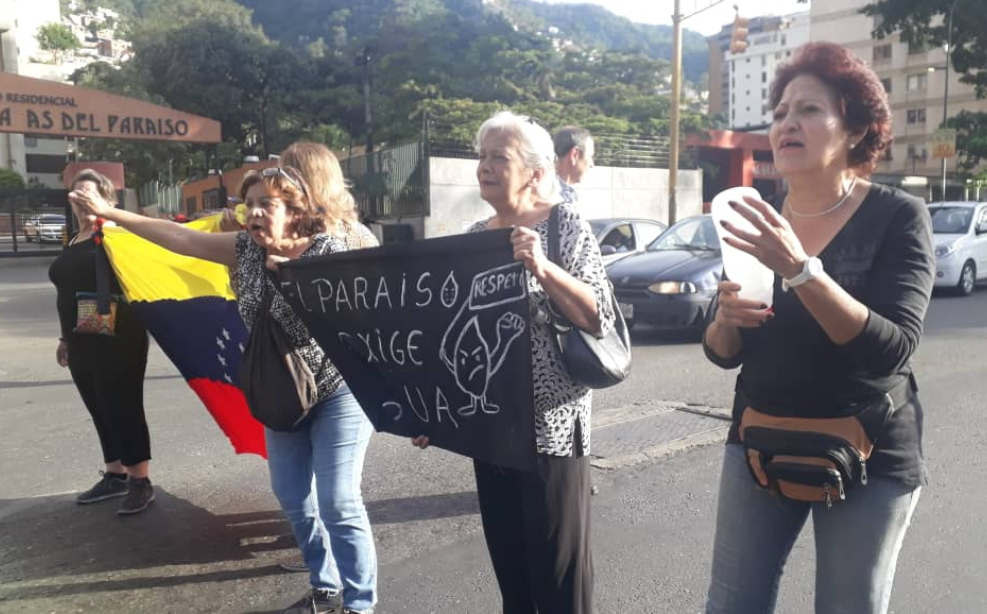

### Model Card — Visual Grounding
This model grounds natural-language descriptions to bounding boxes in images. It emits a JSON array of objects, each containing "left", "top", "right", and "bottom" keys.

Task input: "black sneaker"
[
  {"left": 281, "top": 588, "right": 342, "bottom": 614},
  {"left": 76, "top": 471, "right": 128, "bottom": 504},
  {"left": 116, "top": 477, "right": 155, "bottom": 516}
]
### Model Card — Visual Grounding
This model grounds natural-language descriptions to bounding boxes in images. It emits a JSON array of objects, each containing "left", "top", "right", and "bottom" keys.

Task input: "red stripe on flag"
[{"left": 187, "top": 378, "right": 266, "bottom": 458}]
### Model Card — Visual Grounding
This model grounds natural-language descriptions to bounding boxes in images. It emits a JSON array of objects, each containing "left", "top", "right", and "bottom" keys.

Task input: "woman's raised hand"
[
  {"left": 713, "top": 281, "right": 773, "bottom": 329},
  {"left": 69, "top": 184, "right": 110, "bottom": 222},
  {"left": 718, "top": 196, "right": 808, "bottom": 280}
]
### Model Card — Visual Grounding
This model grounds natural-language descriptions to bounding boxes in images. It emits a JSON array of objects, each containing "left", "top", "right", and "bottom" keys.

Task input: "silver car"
[
  {"left": 23, "top": 214, "right": 67, "bottom": 243},
  {"left": 929, "top": 201, "right": 987, "bottom": 296},
  {"left": 589, "top": 218, "right": 667, "bottom": 266}
]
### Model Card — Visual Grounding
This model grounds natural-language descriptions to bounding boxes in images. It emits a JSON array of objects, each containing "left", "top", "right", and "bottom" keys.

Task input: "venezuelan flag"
[{"left": 102, "top": 215, "right": 266, "bottom": 457}]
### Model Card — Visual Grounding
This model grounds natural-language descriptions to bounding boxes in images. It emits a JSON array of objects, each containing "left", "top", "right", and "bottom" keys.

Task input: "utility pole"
[
  {"left": 940, "top": 0, "right": 958, "bottom": 200},
  {"left": 669, "top": 0, "right": 683, "bottom": 226},
  {"left": 668, "top": 0, "right": 725, "bottom": 225}
]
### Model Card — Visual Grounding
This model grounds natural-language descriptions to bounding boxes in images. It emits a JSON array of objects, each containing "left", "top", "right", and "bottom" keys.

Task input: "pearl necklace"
[{"left": 787, "top": 176, "right": 859, "bottom": 219}]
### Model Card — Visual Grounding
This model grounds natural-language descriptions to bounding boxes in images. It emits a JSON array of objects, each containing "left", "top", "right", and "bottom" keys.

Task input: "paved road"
[{"left": 1, "top": 256, "right": 985, "bottom": 613}]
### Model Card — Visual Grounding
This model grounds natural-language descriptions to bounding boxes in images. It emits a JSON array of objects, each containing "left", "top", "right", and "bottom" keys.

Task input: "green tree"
[
  {"left": 946, "top": 111, "right": 987, "bottom": 173},
  {"left": 0, "top": 168, "right": 26, "bottom": 190},
  {"left": 36, "top": 23, "right": 80, "bottom": 64}
]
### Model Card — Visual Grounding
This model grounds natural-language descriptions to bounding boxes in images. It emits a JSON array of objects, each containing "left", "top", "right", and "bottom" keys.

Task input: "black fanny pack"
[{"left": 737, "top": 375, "right": 915, "bottom": 508}]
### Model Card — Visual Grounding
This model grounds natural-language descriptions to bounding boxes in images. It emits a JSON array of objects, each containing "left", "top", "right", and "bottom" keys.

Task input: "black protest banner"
[{"left": 277, "top": 229, "right": 536, "bottom": 471}]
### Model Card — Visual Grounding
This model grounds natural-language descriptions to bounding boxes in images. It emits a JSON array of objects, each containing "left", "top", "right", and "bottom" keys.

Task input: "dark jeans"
[{"left": 474, "top": 451, "right": 594, "bottom": 614}]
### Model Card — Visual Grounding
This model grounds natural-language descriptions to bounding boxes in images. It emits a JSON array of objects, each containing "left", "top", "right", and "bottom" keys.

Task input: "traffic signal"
[{"left": 730, "top": 14, "right": 750, "bottom": 54}]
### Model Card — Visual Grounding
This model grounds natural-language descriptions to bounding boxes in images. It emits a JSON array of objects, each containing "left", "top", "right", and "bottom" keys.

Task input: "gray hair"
[
  {"left": 474, "top": 111, "right": 559, "bottom": 202},
  {"left": 553, "top": 126, "right": 593, "bottom": 158}
]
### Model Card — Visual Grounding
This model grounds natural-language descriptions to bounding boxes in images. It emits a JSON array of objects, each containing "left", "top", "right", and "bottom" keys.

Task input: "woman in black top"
[
  {"left": 703, "top": 43, "right": 934, "bottom": 614},
  {"left": 48, "top": 170, "right": 154, "bottom": 515}
]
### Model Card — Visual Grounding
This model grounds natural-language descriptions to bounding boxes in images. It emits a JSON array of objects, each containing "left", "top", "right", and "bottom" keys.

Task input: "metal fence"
[
  {"left": 341, "top": 140, "right": 428, "bottom": 220},
  {"left": 138, "top": 180, "right": 184, "bottom": 216},
  {"left": 426, "top": 116, "right": 698, "bottom": 169},
  {"left": 0, "top": 189, "right": 71, "bottom": 257}
]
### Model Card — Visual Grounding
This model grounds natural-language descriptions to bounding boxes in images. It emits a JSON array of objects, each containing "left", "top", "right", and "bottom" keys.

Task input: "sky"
[{"left": 535, "top": 0, "right": 811, "bottom": 36}]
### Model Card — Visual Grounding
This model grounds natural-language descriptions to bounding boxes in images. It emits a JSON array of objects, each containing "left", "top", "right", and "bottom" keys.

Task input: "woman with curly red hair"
[{"left": 703, "top": 42, "right": 934, "bottom": 613}]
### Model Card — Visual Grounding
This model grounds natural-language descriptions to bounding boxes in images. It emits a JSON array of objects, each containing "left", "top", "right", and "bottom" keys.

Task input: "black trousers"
[
  {"left": 473, "top": 451, "right": 594, "bottom": 614},
  {"left": 68, "top": 334, "right": 150, "bottom": 467}
]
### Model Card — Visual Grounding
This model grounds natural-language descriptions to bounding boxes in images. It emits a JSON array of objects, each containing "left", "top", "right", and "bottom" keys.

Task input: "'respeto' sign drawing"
[{"left": 277, "top": 229, "right": 536, "bottom": 471}]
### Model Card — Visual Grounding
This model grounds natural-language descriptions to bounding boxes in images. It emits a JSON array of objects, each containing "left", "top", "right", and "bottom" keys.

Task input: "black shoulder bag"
[
  {"left": 239, "top": 276, "right": 326, "bottom": 431},
  {"left": 546, "top": 204, "right": 632, "bottom": 389}
]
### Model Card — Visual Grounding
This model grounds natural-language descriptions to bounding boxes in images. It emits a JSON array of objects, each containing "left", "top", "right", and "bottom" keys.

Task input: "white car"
[
  {"left": 929, "top": 201, "right": 987, "bottom": 296},
  {"left": 589, "top": 218, "right": 667, "bottom": 266},
  {"left": 23, "top": 213, "right": 67, "bottom": 243}
]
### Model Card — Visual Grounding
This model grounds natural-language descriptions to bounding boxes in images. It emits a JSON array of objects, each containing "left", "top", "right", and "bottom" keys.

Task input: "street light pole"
[
  {"left": 669, "top": 0, "right": 683, "bottom": 226},
  {"left": 940, "top": 0, "right": 957, "bottom": 200},
  {"left": 668, "top": 0, "right": 725, "bottom": 225}
]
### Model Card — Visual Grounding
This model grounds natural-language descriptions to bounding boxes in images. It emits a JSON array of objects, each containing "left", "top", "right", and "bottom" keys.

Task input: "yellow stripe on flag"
[{"left": 102, "top": 214, "right": 236, "bottom": 302}]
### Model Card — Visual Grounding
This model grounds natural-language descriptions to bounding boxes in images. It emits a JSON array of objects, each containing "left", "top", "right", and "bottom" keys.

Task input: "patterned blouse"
[
  {"left": 469, "top": 202, "right": 615, "bottom": 457},
  {"left": 234, "top": 222, "right": 379, "bottom": 401}
]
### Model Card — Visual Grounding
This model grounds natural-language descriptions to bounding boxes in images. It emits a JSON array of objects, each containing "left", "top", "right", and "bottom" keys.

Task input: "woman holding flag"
[{"left": 73, "top": 157, "right": 380, "bottom": 614}]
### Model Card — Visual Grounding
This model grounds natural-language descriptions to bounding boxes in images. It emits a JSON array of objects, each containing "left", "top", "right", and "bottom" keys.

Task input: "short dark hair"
[
  {"left": 770, "top": 42, "right": 893, "bottom": 173},
  {"left": 553, "top": 126, "right": 592, "bottom": 159}
]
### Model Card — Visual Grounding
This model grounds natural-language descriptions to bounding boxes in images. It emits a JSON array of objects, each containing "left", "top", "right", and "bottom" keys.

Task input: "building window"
[
  {"left": 786, "top": 50, "right": 791, "bottom": 57},
  {"left": 746, "top": 58, "right": 751, "bottom": 64},
  {"left": 906, "top": 73, "right": 927, "bottom": 91},
  {"left": 775, "top": 52, "right": 782, "bottom": 60},
  {"left": 873, "top": 44, "right": 892, "bottom": 64},
  {"left": 908, "top": 40, "right": 928, "bottom": 55},
  {"left": 762, "top": 72, "right": 767, "bottom": 83},
  {"left": 762, "top": 104, "right": 768, "bottom": 116},
  {"left": 186, "top": 197, "right": 197, "bottom": 213},
  {"left": 761, "top": 56, "right": 767, "bottom": 67},
  {"left": 906, "top": 108, "right": 927, "bottom": 124},
  {"left": 25, "top": 154, "right": 65, "bottom": 174},
  {"left": 880, "top": 78, "right": 892, "bottom": 93},
  {"left": 24, "top": 137, "right": 38, "bottom": 148},
  {"left": 906, "top": 144, "right": 928, "bottom": 160},
  {"left": 781, "top": 35, "right": 786, "bottom": 46},
  {"left": 762, "top": 87, "right": 768, "bottom": 98}
]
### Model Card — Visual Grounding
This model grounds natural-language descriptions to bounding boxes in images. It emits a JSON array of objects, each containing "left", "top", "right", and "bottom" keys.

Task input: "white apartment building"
[
  {"left": 0, "top": 0, "right": 72, "bottom": 188},
  {"left": 810, "top": 0, "right": 987, "bottom": 199},
  {"left": 725, "top": 11, "right": 811, "bottom": 130}
]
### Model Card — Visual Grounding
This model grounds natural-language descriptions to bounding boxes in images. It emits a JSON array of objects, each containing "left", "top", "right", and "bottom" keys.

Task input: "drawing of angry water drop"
[{"left": 440, "top": 271, "right": 459, "bottom": 308}]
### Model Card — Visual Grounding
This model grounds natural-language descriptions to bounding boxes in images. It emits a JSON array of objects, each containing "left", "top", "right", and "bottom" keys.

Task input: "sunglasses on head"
[{"left": 258, "top": 166, "right": 308, "bottom": 199}]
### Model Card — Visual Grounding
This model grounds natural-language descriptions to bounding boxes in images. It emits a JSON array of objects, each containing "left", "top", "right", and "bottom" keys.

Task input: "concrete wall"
[{"left": 424, "top": 157, "right": 703, "bottom": 239}]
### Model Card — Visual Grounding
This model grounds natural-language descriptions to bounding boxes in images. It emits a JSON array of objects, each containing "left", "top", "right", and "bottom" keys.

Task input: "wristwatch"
[{"left": 782, "top": 256, "right": 824, "bottom": 292}]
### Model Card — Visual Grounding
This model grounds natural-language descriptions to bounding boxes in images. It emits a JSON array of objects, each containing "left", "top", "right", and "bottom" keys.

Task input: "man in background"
[{"left": 553, "top": 126, "right": 595, "bottom": 203}]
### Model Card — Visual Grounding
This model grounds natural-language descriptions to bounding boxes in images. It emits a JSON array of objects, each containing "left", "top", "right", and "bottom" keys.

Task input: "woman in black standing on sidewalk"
[{"left": 48, "top": 169, "right": 155, "bottom": 516}]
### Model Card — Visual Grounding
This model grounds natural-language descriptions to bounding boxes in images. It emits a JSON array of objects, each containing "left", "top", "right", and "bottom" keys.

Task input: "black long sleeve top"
[
  {"left": 704, "top": 183, "right": 935, "bottom": 487},
  {"left": 49, "top": 237, "right": 147, "bottom": 361}
]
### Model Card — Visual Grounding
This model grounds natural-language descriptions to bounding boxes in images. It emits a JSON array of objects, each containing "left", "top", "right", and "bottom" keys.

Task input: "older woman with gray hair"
[{"left": 414, "top": 111, "right": 613, "bottom": 613}]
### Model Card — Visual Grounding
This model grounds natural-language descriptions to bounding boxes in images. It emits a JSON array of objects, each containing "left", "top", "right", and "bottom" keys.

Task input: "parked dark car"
[
  {"left": 589, "top": 218, "right": 667, "bottom": 266},
  {"left": 607, "top": 215, "right": 722, "bottom": 331}
]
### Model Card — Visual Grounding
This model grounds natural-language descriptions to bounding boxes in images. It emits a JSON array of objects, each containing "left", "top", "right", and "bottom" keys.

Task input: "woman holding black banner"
[
  {"left": 73, "top": 159, "right": 380, "bottom": 614},
  {"left": 413, "top": 111, "right": 613, "bottom": 614}
]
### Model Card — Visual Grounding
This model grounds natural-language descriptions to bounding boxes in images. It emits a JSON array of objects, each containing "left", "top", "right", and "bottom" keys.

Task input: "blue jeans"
[
  {"left": 706, "top": 444, "right": 921, "bottom": 614},
  {"left": 266, "top": 385, "right": 377, "bottom": 611}
]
